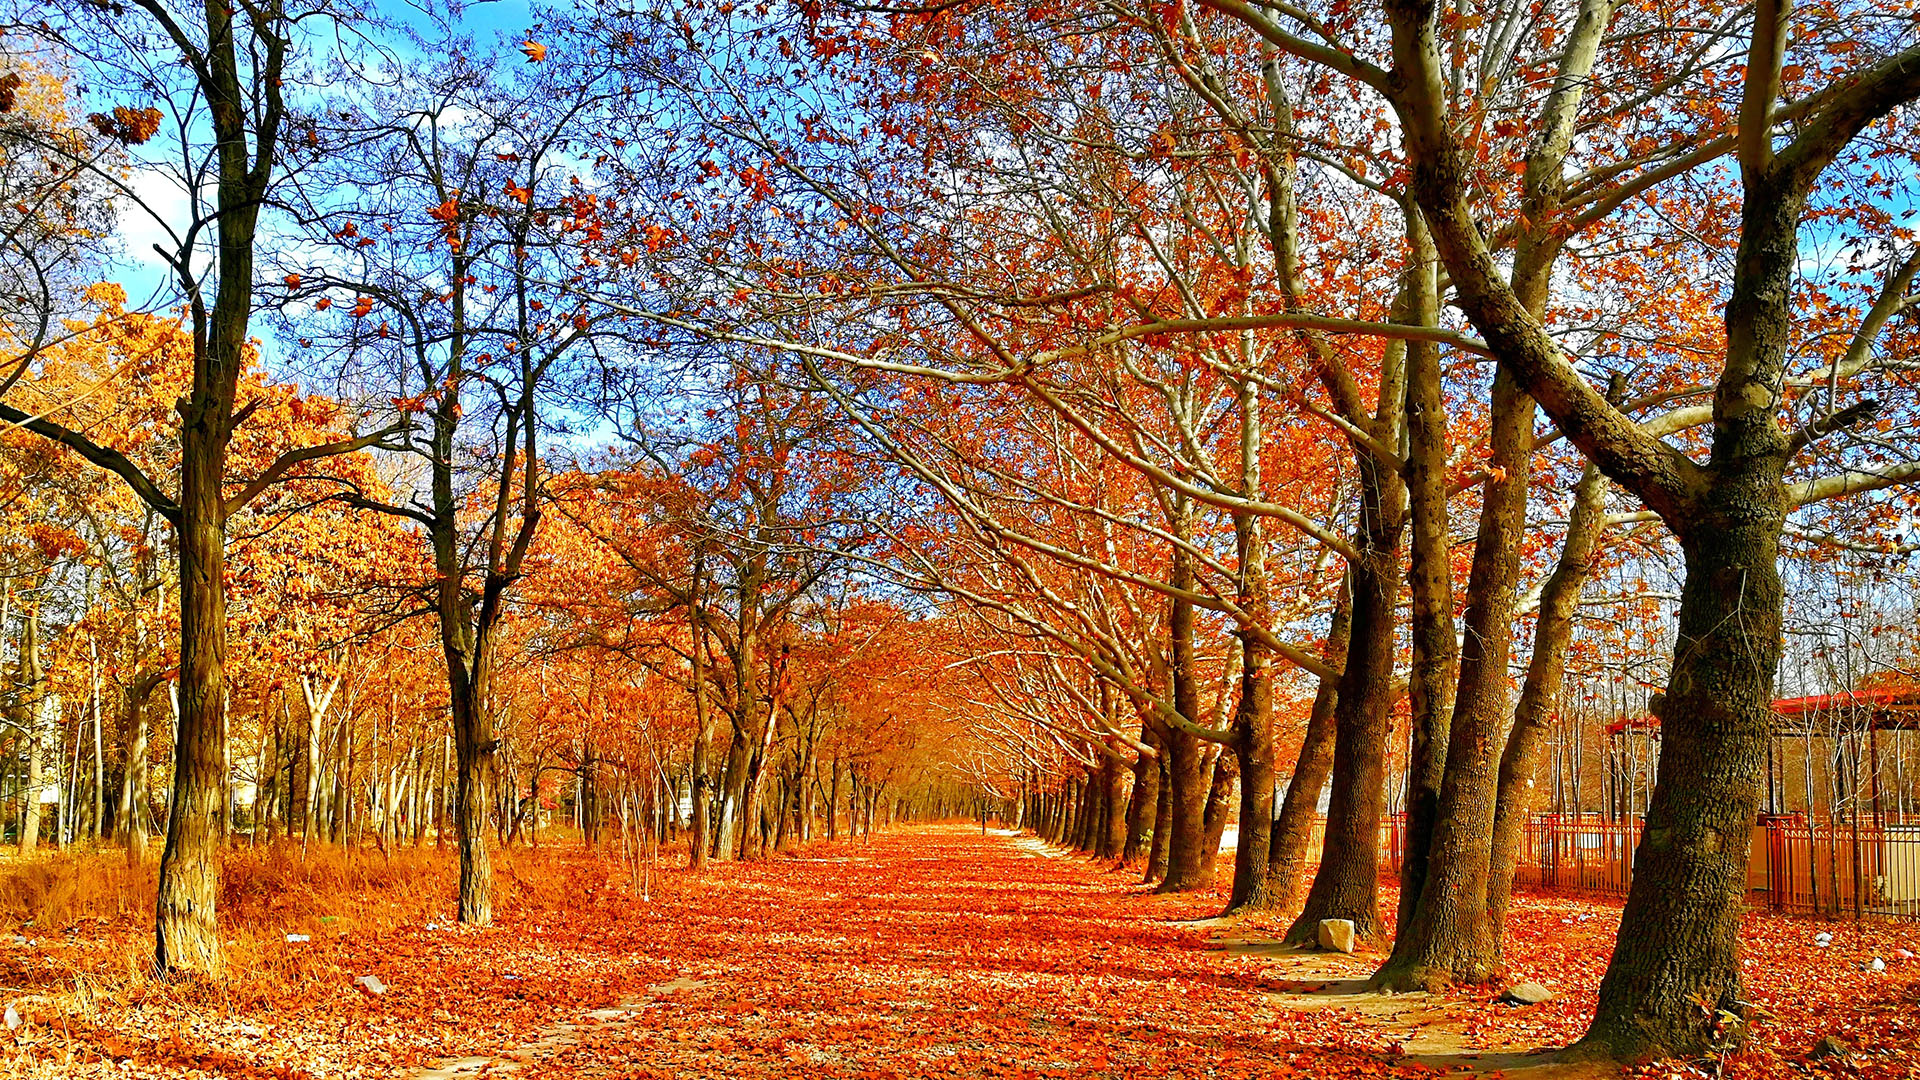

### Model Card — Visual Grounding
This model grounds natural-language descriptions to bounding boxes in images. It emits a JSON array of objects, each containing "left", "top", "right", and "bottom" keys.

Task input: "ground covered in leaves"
[{"left": 0, "top": 826, "right": 1913, "bottom": 1078}]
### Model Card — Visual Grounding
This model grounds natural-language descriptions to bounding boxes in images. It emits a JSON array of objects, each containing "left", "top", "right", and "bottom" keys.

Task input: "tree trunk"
[
  {"left": 689, "top": 569, "right": 715, "bottom": 869},
  {"left": 91, "top": 644, "right": 105, "bottom": 842},
  {"left": 155, "top": 430, "right": 231, "bottom": 974},
  {"left": 1266, "top": 578, "right": 1351, "bottom": 909},
  {"left": 451, "top": 682, "right": 494, "bottom": 925},
  {"left": 827, "top": 756, "right": 842, "bottom": 842},
  {"left": 738, "top": 649, "right": 784, "bottom": 861},
  {"left": 1581, "top": 497, "right": 1785, "bottom": 1056},
  {"left": 715, "top": 664, "right": 757, "bottom": 861},
  {"left": 1226, "top": 428, "right": 1277, "bottom": 910},
  {"left": 1395, "top": 234, "right": 1456, "bottom": 936},
  {"left": 1080, "top": 772, "right": 1100, "bottom": 852},
  {"left": 121, "top": 680, "right": 152, "bottom": 863},
  {"left": 300, "top": 674, "right": 338, "bottom": 844},
  {"left": 1147, "top": 748, "right": 1173, "bottom": 882},
  {"left": 1488, "top": 464, "right": 1607, "bottom": 939},
  {"left": 1157, "top": 534, "right": 1214, "bottom": 891},
  {"left": 1285, "top": 458, "right": 1404, "bottom": 944},
  {"left": 1122, "top": 721, "right": 1158, "bottom": 864},
  {"left": 1101, "top": 745, "right": 1128, "bottom": 859},
  {"left": 1226, "top": 623, "right": 1274, "bottom": 911},
  {"left": 1377, "top": 364, "right": 1531, "bottom": 991},
  {"left": 16, "top": 610, "right": 45, "bottom": 855},
  {"left": 1201, "top": 749, "right": 1237, "bottom": 864}
]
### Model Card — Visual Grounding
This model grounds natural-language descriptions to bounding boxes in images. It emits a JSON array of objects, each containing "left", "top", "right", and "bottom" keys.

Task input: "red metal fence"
[
  {"left": 1509, "top": 815, "right": 1641, "bottom": 898},
  {"left": 1760, "top": 816, "right": 1920, "bottom": 919},
  {"left": 1360, "top": 812, "right": 1920, "bottom": 920}
]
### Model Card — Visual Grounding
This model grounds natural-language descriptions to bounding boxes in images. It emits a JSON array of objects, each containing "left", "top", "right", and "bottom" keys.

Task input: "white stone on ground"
[{"left": 1316, "top": 918, "right": 1355, "bottom": 954}]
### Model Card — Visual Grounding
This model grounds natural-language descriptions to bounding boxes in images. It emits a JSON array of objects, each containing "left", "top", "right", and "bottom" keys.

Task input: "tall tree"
[
  {"left": 1363, "top": 0, "right": 1920, "bottom": 1053},
  {"left": 0, "top": 0, "right": 391, "bottom": 972},
  {"left": 277, "top": 46, "right": 615, "bottom": 923}
]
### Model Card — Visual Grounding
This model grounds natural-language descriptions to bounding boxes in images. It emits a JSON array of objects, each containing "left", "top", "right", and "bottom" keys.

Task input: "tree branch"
[
  {"left": 224, "top": 421, "right": 410, "bottom": 516},
  {"left": 0, "top": 401, "right": 178, "bottom": 520}
]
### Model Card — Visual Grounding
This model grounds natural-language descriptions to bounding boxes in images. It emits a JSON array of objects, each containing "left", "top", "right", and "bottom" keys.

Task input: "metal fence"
[
  {"left": 1509, "top": 814, "right": 1641, "bottom": 898},
  {"left": 1355, "top": 812, "right": 1920, "bottom": 920},
  {"left": 1760, "top": 816, "right": 1920, "bottom": 919}
]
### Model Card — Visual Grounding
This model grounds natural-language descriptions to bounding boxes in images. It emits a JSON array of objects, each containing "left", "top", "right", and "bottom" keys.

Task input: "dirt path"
[{"left": 417, "top": 826, "right": 1610, "bottom": 1079}]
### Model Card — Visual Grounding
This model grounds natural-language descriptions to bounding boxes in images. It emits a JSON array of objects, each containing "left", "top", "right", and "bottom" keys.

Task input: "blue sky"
[{"left": 101, "top": 0, "right": 542, "bottom": 375}]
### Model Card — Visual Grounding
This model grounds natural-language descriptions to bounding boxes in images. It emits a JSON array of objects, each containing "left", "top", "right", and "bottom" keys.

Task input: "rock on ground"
[
  {"left": 1498, "top": 981, "right": 1553, "bottom": 1006},
  {"left": 1317, "top": 919, "right": 1356, "bottom": 954}
]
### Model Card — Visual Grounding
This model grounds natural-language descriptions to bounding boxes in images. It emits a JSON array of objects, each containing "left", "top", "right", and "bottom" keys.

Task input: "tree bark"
[
  {"left": 1266, "top": 578, "right": 1352, "bottom": 909},
  {"left": 155, "top": 425, "right": 232, "bottom": 973},
  {"left": 1226, "top": 620, "right": 1274, "bottom": 911},
  {"left": 1576, "top": 182, "right": 1805, "bottom": 1051},
  {"left": 1582, "top": 501, "right": 1783, "bottom": 1056},
  {"left": 16, "top": 610, "right": 46, "bottom": 855},
  {"left": 1147, "top": 747, "right": 1173, "bottom": 882},
  {"left": 1285, "top": 453, "right": 1405, "bottom": 944},
  {"left": 300, "top": 674, "right": 338, "bottom": 844},
  {"left": 121, "top": 675, "right": 155, "bottom": 865},
  {"left": 715, "top": 621, "right": 760, "bottom": 861},
  {"left": 1201, "top": 748, "right": 1238, "bottom": 864},
  {"left": 689, "top": 555, "right": 715, "bottom": 869},
  {"left": 1122, "top": 719, "right": 1159, "bottom": 864},
  {"left": 1394, "top": 223, "right": 1456, "bottom": 936},
  {"left": 1376, "top": 364, "right": 1531, "bottom": 991},
  {"left": 1156, "top": 576, "right": 1212, "bottom": 891},
  {"left": 1101, "top": 744, "right": 1128, "bottom": 859},
  {"left": 1488, "top": 464, "right": 1607, "bottom": 940}
]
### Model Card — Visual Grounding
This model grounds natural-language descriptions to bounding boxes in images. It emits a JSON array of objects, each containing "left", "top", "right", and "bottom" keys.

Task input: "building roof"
[{"left": 1604, "top": 685, "right": 1920, "bottom": 736}]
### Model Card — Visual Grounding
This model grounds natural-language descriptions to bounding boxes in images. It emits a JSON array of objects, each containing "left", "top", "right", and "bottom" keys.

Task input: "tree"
[
  {"left": 1195, "top": 0, "right": 1920, "bottom": 1053},
  {"left": 274, "top": 40, "right": 623, "bottom": 922}
]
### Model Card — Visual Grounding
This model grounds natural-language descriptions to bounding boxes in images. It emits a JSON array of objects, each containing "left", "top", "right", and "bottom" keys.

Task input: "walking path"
[
  {"left": 413, "top": 826, "right": 1601, "bottom": 1079},
  {"left": 26, "top": 825, "right": 1916, "bottom": 1077}
]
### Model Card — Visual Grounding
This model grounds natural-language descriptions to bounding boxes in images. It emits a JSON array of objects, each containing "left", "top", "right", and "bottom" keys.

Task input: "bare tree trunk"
[
  {"left": 91, "top": 641, "right": 105, "bottom": 842},
  {"left": 301, "top": 674, "right": 338, "bottom": 845},
  {"left": 689, "top": 556, "right": 715, "bottom": 868},
  {"left": 1265, "top": 578, "right": 1351, "bottom": 910},
  {"left": 121, "top": 681, "right": 153, "bottom": 864},
  {"left": 1377, "top": 365, "right": 1529, "bottom": 990},
  {"left": 1122, "top": 720, "right": 1158, "bottom": 864},
  {"left": 1101, "top": 744, "right": 1128, "bottom": 859},
  {"left": 1201, "top": 749, "right": 1237, "bottom": 864},
  {"left": 1394, "top": 229, "right": 1456, "bottom": 938},
  {"left": 451, "top": 680, "right": 494, "bottom": 924},
  {"left": 1285, "top": 457, "right": 1406, "bottom": 944},
  {"left": 16, "top": 610, "right": 46, "bottom": 855},
  {"left": 1488, "top": 464, "right": 1607, "bottom": 939},
  {"left": 1226, "top": 371, "right": 1279, "bottom": 911},
  {"left": 1146, "top": 748, "right": 1173, "bottom": 882},
  {"left": 1157, "top": 518, "right": 1215, "bottom": 892},
  {"left": 155, "top": 427, "right": 234, "bottom": 973}
]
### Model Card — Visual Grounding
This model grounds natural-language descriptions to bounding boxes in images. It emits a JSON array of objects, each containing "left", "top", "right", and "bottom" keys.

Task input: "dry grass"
[
  {"left": 0, "top": 851, "right": 153, "bottom": 930},
  {"left": 0, "top": 837, "right": 635, "bottom": 1026}
]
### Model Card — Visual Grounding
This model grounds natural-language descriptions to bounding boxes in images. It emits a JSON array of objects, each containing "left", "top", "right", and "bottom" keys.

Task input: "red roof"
[
  {"left": 1605, "top": 686, "right": 1920, "bottom": 735},
  {"left": 1772, "top": 686, "right": 1918, "bottom": 718}
]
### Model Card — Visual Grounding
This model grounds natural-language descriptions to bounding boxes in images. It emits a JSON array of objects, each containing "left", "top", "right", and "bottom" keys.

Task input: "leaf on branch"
[{"left": 87, "top": 105, "right": 163, "bottom": 145}]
